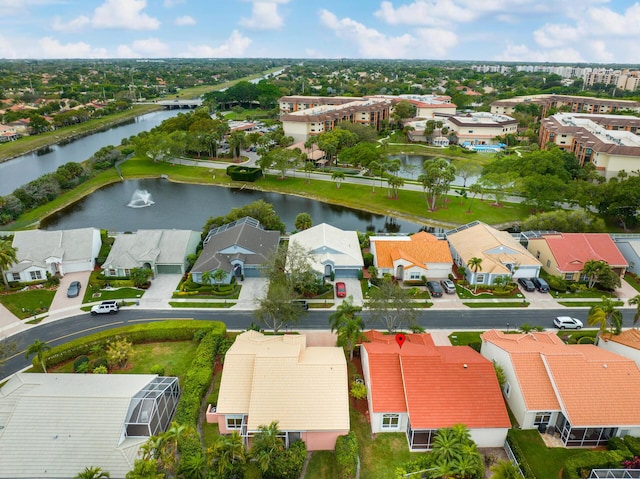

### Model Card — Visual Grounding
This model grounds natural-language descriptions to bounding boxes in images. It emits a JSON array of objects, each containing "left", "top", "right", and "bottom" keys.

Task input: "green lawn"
[
  {"left": 448, "top": 331, "right": 483, "bottom": 346},
  {"left": 624, "top": 273, "right": 640, "bottom": 293},
  {"left": 49, "top": 341, "right": 199, "bottom": 386},
  {"left": 84, "top": 287, "right": 144, "bottom": 303},
  {"left": 463, "top": 301, "right": 530, "bottom": 308},
  {"left": 556, "top": 289, "right": 616, "bottom": 298},
  {"left": 0, "top": 289, "right": 56, "bottom": 319},
  {"left": 557, "top": 300, "right": 623, "bottom": 307},
  {"left": 308, "top": 302, "right": 334, "bottom": 309},
  {"left": 169, "top": 302, "right": 234, "bottom": 308},
  {"left": 556, "top": 330, "right": 598, "bottom": 343},
  {"left": 509, "top": 429, "right": 584, "bottom": 479},
  {"left": 304, "top": 451, "right": 338, "bottom": 479},
  {"left": 224, "top": 108, "right": 273, "bottom": 120},
  {"left": 351, "top": 408, "right": 419, "bottom": 479}
]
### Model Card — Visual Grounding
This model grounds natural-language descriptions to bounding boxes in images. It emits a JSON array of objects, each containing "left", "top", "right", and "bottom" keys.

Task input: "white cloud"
[
  {"left": 38, "top": 37, "right": 108, "bottom": 58},
  {"left": 320, "top": 9, "right": 426, "bottom": 59},
  {"left": 131, "top": 38, "right": 171, "bottom": 57},
  {"left": 184, "top": 30, "right": 252, "bottom": 57},
  {"left": 239, "top": 0, "right": 290, "bottom": 30},
  {"left": 175, "top": 15, "right": 196, "bottom": 26},
  {"left": 116, "top": 44, "right": 139, "bottom": 58},
  {"left": 415, "top": 28, "right": 458, "bottom": 58},
  {"left": 64, "top": 0, "right": 160, "bottom": 31},
  {"left": 533, "top": 23, "right": 580, "bottom": 48},
  {"left": 495, "top": 43, "right": 584, "bottom": 63},
  {"left": 52, "top": 15, "right": 90, "bottom": 33},
  {"left": 375, "top": 0, "right": 475, "bottom": 26},
  {"left": 163, "top": 0, "right": 184, "bottom": 6},
  {"left": 0, "top": 35, "right": 18, "bottom": 58}
]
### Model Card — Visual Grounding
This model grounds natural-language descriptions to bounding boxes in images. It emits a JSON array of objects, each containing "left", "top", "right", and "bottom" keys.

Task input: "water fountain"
[{"left": 127, "top": 189, "right": 155, "bottom": 208}]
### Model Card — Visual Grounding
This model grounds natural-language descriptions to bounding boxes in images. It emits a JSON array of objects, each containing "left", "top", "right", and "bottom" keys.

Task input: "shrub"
[
  {"left": 93, "top": 365, "right": 108, "bottom": 374},
  {"left": 73, "top": 355, "right": 90, "bottom": 373},
  {"left": 150, "top": 364, "right": 165, "bottom": 375},
  {"left": 335, "top": 432, "right": 358, "bottom": 479},
  {"left": 267, "top": 440, "right": 306, "bottom": 479},
  {"left": 363, "top": 252, "right": 374, "bottom": 267},
  {"left": 625, "top": 436, "right": 640, "bottom": 456},
  {"left": 226, "top": 165, "right": 263, "bottom": 181},
  {"left": 563, "top": 450, "right": 628, "bottom": 479},
  {"left": 92, "top": 358, "right": 108, "bottom": 370},
  {"left": 547, "top": 275, "right": 567, "bottom": 292},
  {"left": 468, "top": 341, "right": 482, "bottom": 353},
  {"left": 357, "top": 269, "right": 364, "bottom": 280}
]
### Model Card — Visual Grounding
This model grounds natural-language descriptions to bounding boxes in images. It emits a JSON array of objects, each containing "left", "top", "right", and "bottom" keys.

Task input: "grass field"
[
  {"left": 464, "top": 301, "right": 530, "bottom": 308},
  {"left": 0, "top": 289, "right": 56, "bottom": 319},
  {"left": 509, "top": 429, "right": 584, "bottom": 479},
  {"left": 304, "top": 451, "right": 338, "bottom": 479},
  {"left": 169, "top": 302, "right": 234, "bottom": 308}
]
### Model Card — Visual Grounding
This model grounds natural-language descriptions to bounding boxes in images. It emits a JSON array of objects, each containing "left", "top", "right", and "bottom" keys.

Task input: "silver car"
[{"left": 553, "top": 316, "right": 583, "bottom": 329}]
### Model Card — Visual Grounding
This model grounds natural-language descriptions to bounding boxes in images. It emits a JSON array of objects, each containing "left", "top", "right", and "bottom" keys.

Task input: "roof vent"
[
  {"left": 603, "top": 364, "right": 608, "bottom": 369},
  {"left": 463, "top": 364, "right": 468, "bottom": 369}
]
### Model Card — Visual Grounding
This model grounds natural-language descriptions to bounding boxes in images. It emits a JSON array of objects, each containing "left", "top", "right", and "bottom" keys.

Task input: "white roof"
[
  {"left": 216, "top": 331, "right": 349, "bottom": 432},
  {"left": 0, "top": 373, "right": 158, "bottom": 478},
  {"left": 104, "top": 229, "right": 199, "bottom": 269},
  {"left": 288, "top": 223, "right": 363, "bottom": 274},
  {"left": 10, "top": 228, "right": 98, "bottom": 272}
]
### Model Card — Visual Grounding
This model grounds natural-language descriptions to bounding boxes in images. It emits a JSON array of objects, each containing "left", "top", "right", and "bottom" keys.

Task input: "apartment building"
[
  {"left": 491, "top": 94, "right": 640, "bottom": 117},
  {"left": 405, "top": 112, "right": 517, "bottom": 145},
  {"left": 539, "top": 112, "right": 640, "bottom": 178}
]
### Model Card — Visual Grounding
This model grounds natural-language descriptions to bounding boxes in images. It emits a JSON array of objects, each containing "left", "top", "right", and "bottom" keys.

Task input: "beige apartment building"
[
  {"left": 539, "top": 112, "right": 640, "bottom": 178},
  {"left": 491, "top": 94, "right": 640, "bottom": 117}
]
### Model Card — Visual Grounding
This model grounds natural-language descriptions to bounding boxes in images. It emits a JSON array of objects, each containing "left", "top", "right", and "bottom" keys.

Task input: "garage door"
[
  {"left": 335, "top": 269, "right": 360, "bottom": 278},
  {"left": 156, "top": 264, "right": 183, "bottom": 275}
]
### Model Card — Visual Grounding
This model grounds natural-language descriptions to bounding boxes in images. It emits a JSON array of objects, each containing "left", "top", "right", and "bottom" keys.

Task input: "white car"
[
  {"left": 91, "top": 300, "right": 119, "bottom": 315},
  {"left": 554, "top": 316, "right": 583, "bottom": 329}
]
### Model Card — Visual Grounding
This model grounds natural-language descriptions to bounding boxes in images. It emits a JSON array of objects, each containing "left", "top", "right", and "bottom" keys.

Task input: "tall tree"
[
  {"left": 250, "top": 421, "right": 284, "bottom": 474},
  {"left": 294, "top": 212, "right": 312, "bottom": 231},
  {"left": 629, "top": 294, "right": 640, "bottom": 326},
  {"left": 581, "top": 260, "right": 620, "bottom": 290},
  {"left": 588, "top": 296, "right": 623, "bottom": 335},
  {"left": 74, "top": 466, "right": 110, "bottom": 479},
  {"left": 332, "top": 171, "right": 345, "bottom": 189},
  {"left": 0, "top": 239, "right": 18, "bottom": 288},
  {"left": 212, "top": 431, "right": 246, "bottom": 478},
  {"left": 367, "top": 279, "right": 417, "bottom": 333},
  {"left": 25, "top": 339, "right": 51, "bottom": 373},
  {"left": 329, "top": 295, "right": 365, "bottom": 360},
  {"left": 418, "top": 158, "right": 456, "bottom": 211},
  {"left": 467, "top": 257, "right": 483, "bottom": 293}
]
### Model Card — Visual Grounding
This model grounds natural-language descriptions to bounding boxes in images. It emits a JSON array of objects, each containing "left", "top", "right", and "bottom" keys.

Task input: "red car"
[{"left": 336, "top": 282, "right": 347, "bottom": 298}]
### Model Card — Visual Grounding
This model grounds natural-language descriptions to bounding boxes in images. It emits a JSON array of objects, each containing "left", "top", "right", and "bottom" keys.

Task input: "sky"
[{"left": 1, "top": 0, "right": 640, "bottom": 63}]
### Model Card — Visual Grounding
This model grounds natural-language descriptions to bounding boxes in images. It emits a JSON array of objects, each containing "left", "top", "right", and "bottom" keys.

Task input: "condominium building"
[
  {"left": 491, "top": 94, "right": 640, "bottom": 117},
  {"left": 539, "top": 112, "right": 640, "bottom": 178}
]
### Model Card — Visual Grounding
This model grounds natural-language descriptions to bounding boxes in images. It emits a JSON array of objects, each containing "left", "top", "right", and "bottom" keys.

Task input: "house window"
[
  {"left": 382, "top": 414, "right": 400, "bottom": 430},
  {"left": 11, "top": 273, "right": 20, "bottom": 281},
  {"left": 107, "top": 269, "right": 116, "bottom": 276},
  {"left": 475, "top": 274, "right": 485, "bottom": 283},
  {"left": 564, "top": 273, "right": 573, "bottom": 281},
  {"left": 29, "top": 271, "right": 43, "bottom": 280},
  {"left": 503, "top": 382, "right": 511, "bottom": 397},
  {"left": 226, "top": 416, "right": 243, "bottom": 430},
  {"left": 534, "top": 412, "right": 552, "bottom": 426},
  {"left": 579, "top": 273, "right": 589, "bottom": 282},
  {"left": 536, "top": 251, "right": 540, "bottom": 259},
  {"left": 546, "top": 260, "right": 551, "bottom": 268},
  {"left": 409, "top": 271, "right": 421, "bottom": 280}
]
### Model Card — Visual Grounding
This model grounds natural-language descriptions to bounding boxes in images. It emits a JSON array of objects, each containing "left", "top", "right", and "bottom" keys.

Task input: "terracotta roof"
[
  {"left": 482, "top": 330, "right": 640, "bottom": 427},
  {"left": 371, "top": 232, "right": 453, "bottom": 269},
  {"left": 600, "top": 329, "right": 640, "bottom": 350},
  {"left": 530, "top": 233, "right": 628, "bottom": 272},
  {"left": 363, "top": 330, "right": 510, "bottom": 429}
]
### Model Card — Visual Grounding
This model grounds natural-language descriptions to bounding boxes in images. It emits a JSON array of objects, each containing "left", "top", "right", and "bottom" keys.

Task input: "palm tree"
[
  {"left": 155, "top": 422, "right": 188, "bottom": 476},
  {"left": 200, "top": 270, "right": 212, "bottom": 286},
  {"left": 629, "top": 294, "right": 640, "bottom": 326},
  {"left": 75, "top": 466, "right": 110, "bottom": 479},
  {"left": 467, "top": 257, "right": 483, "bottom": 293},
  {"left": 0, "top": 239, "right": 18, "bottom": 289},
  {"left": 179, "top": 450, "right": 208, "bottom": 479},
  {"left": 490, "top": 460, "right": 521, "bottom": 479},
  {"left": 331, "top": 171, "right": 345, "bottom": 189},
  {"left": 387, "top": 175, "right": 404, "bottom": 199},
  {"left": 582, "top": 259, "right": 606, "bottom": 288},
  {"left": 25, "top": 339, "right": 50, "bottom": 373},
  {"left": 212, "top": 268, "right": 227, "bottom": 284},
  {"left": 250, "top": 421, "right": 283, "bottom": 474},
  {"left": 329, "top": 296, "right": 365, "bottom": 360},
  {"left": 368, "top": 160, "right": 380, "bottom": 193},
  {"left": 588, "top": 296, "right": 623, "bottom": 335},
  {"left": 431, "top": 428, "right": 462, "bottom": 464},
  {"left": 212, "top": 431, "right": 246, "bottom": 478},
  {"left": 304, "top": 160, "right": 315, "bottom": 184},
  {"left": 467, "top": 183, "right": 483, "bottom": 213}
]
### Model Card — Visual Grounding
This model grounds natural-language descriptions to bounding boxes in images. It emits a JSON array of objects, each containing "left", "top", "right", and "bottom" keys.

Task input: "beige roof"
[
  {"left": 447, "top": 222, "right": 541, "bottom": 274},
  {"left": 0, "top": 373, "right": 158, "bottom": 478},
  {"left": 216, "top": 331, "right": 349, "bottom": 432}
]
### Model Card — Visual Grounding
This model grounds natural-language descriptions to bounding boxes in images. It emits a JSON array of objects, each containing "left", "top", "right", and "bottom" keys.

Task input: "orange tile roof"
[
  {"left": 363, "top": 330, "right": 510, "bottom": 429},
  {"left": 601, "top": 329, "right": 640, "bottom": 350},
  {"left": 372, "top": 232, "right": 452, "bottom": 269},
  {"left": 482, "top": 330, "right": 640, "bottom": 427},
  {"left": 531, "top": 233, "right": 628, "bottom": 272}
]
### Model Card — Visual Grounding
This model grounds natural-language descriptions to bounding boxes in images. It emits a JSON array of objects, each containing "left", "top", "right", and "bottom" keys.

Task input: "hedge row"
[
  {"left": 39, "top": 320, "right": 224, "bottom": 369},
  {"left": 226, "top": 165, "right": 263, "bottom": 182},
  {"left": 506, "top": 430, "right": 536, "bottom": 479},
  {"left": 562, "top": 450, "right": 627, "bottom": 479},
  {"left": 335, "top": 431, "right": 359, "bottom": 479}
]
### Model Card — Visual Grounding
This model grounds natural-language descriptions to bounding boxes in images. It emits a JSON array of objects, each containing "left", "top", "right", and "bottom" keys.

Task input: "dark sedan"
[{"left": 67, "top": 281, "right": 81, "bottom": 298}]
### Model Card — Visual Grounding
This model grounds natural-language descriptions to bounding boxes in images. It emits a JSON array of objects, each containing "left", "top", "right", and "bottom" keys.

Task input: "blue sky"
[{"left": 1, "top": 0, "right": 640, "bottom": 63}]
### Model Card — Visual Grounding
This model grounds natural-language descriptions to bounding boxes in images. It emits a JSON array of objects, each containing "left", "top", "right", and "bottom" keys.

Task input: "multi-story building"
[
  {"left": 539, "top": 112, "right": 640, "bottom": 178},
  {"left": 279, "top": 95, "right": 393, "bottom": 143},
  {"left": 491, "top": 94, "right": 640, "bottom": 117}
]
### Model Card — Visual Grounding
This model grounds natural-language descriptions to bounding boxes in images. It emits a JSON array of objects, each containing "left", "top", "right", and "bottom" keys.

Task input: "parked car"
[
  {"left": 91, "top": 300, "right": 119, "bottom": 315},
  {"left": 336, "top": 282, "right": 347, "bottom": 298},
  {"left": 553, "top": 316, "right": 583, "bottom": 329},
  {"left": 67, "top": 281, "right": 81, "bottom": 298},
  {"left": 531, "top": 277, "right": 550, "bottom": 293},
  {"left": 518, "top": 278, "right": 536, "bottom": 292},
  {"left": 426, "top": 281, "right": 443, "bottom": 297},
  {"left": 291, "top": 299, "right": 309, "bottom": 311},
  {"left": 440, "top": 279, "right": 456, "bottom": 294}
]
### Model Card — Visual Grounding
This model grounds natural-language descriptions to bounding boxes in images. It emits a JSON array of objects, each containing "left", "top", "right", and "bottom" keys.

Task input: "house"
[
  {"left": 288, "top": 223, "right": 364, "bottom": 278},
  {"left": 103, "top": 229, "right": 200, "bottom": 277},
  {"left": 207, "top": 331, "right": 349, "bottom": 451},
  {"left": 612, "top": 237, "right": 640, "bottom": 276},
  {"left": 360, "top": 330, "right": 510, "bottom": 450},
  {"left": 5, "top": 228, "right": 101, "bottom": 283},
  {"left": 369, "top": 232, "right": 453, "bottom": 281},
  {"left": 481, "top": 330, "right": 640, "bottom": 447},
  {"left": 0, "top": 373, "right": 180, "bottom": 479},
  {"left": 446, "top": 222, "right": 541, "bottom": 285},
  {"left": 527, "top": 233, "right": 628, "bottom": 281},
  {"left": 597, "top": 329, "right": 640, "bottom": 368},
  {"left": 191, "top": 217, "right": 280, "bottom": 284}
]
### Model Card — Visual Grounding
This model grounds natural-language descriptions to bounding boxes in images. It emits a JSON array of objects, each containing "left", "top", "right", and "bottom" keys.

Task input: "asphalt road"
[{"left": 2, "top": 307, "right": 636, "bottom": 380}]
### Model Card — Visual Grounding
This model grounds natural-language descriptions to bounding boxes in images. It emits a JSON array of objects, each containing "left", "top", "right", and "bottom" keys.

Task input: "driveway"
[
  {"left": 48, "top": 271, "right": 92, "bottom": 314},
  {"left": 335, "top": 278, "right": 364, "bottom": 308},
  {"left": 233, "top": 277, "right": 268, "bottom": 310},
  {"left": 138, "top": 274, "right": 182, "bottom": 309}
]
